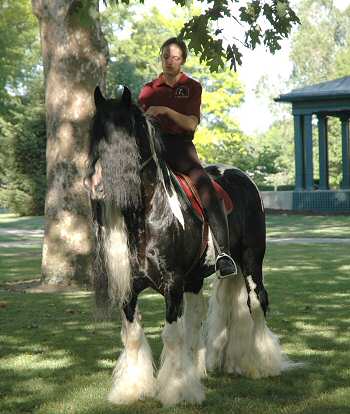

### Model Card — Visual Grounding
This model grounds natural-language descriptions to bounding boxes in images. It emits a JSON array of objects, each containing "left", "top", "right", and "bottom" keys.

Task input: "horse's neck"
[
  {"left": 141, "top": 159, "right": 173, "bottom": 209},
  {"left": 141, "top": 161, "right": 164, "bottom": 194},
  {"left": 139, "top": 126, "right": 174, "bottom": 209}
]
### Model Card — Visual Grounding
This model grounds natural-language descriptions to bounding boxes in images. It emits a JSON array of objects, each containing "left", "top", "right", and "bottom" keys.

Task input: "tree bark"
[{"left": 32, "top": 0, "right": 108, "bottom": 286}]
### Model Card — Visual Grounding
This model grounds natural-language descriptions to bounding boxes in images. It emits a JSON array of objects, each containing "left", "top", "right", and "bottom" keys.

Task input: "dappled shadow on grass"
[
  {"left": 1, "top": 242, "right": 350, "bottom": 413},
  {"left": 0, "top": 289, "right": 168, "bottom": 414},
  {"left": 261, "top": 243, "right": 350, "bottom": 412},
  {"left": 0, "top": 247, "right": 42, "bottom": 285},
  {"left": 265, "top": 213, "right": 350, "bottom": 239}
]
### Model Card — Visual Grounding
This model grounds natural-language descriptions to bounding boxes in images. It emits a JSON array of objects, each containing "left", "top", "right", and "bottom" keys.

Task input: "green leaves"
[
  {"left": 0, "top": 0, "right": 40, "bottom": 101},
  {"left": 290, "top": 0, "right": 350, "bottom": 86},
  {"left": 103, "top": 1, "right": 299, "bottom": 72},
  {"left": 0, "top": 75, "right": 46, "bottom": 215},
  {"left": 103, "top": 0, "right": 145, "bottom": 5},
  {"left": 183, "top": 0, "right": 299, "bottom": 71},
  {"left": 226, "top": 44, "right": 242, "bottom": 71},
  {"left": 240, "top": 0, "right": 262, "bottom": 25},
  {"left": 239, "top": 0, "right": 300, "bottom": 54},
  {"left": 180, "top": 15, "right": 226, "bottom": 72},
  {"left": 287, "top": 0, "right": 350, "bottom": 188}
]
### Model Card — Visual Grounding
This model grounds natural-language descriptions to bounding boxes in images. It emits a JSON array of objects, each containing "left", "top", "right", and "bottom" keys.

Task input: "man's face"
[{"left": 161, "top": 44, "right": 184, "bottom": 77}]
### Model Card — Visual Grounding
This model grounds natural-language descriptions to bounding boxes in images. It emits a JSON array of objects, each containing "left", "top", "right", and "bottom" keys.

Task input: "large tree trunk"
[{"left": 32, "top": 0, "right": 108, "bottom": 286}]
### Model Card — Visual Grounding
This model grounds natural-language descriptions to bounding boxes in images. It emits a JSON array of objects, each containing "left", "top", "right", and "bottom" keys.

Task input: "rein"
[
  {"left": 139, "top": 119, "right": 162, "bottom": 178},
  {"left": 140, "top": 120, "right": 158, "bottom": 172},
  {"left": 139, "top": 118, "right": 185, "bottom": 228},
  {"left": 140, "top": 155, "right": 154, "bottom": 171}
]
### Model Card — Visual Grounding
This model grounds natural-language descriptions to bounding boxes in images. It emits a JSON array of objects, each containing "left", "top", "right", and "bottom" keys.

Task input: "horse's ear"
[
  {"left": 121, "top": 86, "right": 132, "bottom": 107},
  {"left": 94, "top": 86, "right": 105, "bottom": 107}
]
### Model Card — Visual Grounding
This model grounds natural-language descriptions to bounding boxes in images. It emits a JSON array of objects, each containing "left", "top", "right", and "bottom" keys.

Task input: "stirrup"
[{"left": 215, "top": 252, "right": 238, "bottom": 279}]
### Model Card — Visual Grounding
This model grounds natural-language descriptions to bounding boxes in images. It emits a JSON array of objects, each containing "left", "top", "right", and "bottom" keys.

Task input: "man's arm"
[{"left": 146, "top": 106, "right": 198, "bottom": 132}]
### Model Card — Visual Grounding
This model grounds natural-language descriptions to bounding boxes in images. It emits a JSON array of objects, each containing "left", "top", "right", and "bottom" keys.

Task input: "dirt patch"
[{"left": 1, "top": 279, "right": 85, "bottom": 293}]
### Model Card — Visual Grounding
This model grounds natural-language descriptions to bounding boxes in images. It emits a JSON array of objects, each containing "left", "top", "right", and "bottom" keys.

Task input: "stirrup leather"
[{"left": 215, "top": 252, "right": 238, "bottom": 279}]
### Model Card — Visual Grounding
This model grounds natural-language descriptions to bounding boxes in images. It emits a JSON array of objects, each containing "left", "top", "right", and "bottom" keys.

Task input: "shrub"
[{"left": 0, "top": 100, "right": 46, "bottom": 216}]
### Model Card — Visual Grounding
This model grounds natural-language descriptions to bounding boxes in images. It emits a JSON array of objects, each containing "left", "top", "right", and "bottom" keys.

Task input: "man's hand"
[
  {"left": 146, "top": 105, "right": 198, "bottom": 132},
  {"left": 146, "top": 106, "right": 169, "bottom": 117}
]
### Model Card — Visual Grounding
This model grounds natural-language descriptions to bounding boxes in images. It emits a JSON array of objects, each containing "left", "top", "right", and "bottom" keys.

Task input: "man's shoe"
[{"left": 215, "top": 253, "right": 238, "bottom": 279}]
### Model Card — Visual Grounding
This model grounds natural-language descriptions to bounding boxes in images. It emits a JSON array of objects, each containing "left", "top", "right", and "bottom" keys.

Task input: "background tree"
[
  {"left": 289, "top": 0, "right": 350, "bottom": 187},
  {"left": 0, "top": 83, "right": 46, "bottom": 216},
  {"left": 31, "top": 0, "right": 108, "bottom": 286},
  {"left": 254, "top": 0, "right": 350, "bottom": 189},
  {"left": 0, "top": 1, "right": 44, "bottom": 212},
  {"left": 290, "top": 0, "right": 350, "bottom": 86},
  {"left": 0, "top": 1, "right": 40, "bottom": 112}
]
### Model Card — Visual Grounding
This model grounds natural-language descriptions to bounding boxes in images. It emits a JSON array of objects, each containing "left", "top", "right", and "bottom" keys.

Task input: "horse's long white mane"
[{"left": 103, "top": 202, "right": 132, "bottom": 307}]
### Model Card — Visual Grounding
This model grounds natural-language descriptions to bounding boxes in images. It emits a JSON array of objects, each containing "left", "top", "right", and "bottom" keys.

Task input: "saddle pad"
[{"left": 175, "top": 173, "right": 233, "bottom": 220}]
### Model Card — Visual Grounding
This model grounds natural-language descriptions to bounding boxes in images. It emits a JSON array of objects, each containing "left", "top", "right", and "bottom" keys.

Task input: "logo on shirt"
[{"left": 174, "top": 86, "right": 189, "bottom": 98}]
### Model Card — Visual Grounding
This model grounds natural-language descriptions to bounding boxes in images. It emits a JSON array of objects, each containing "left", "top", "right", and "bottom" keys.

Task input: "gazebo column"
[
  {"left": 317, "top": 115, "right": 329, "bottom": 190},
  {"left": 341, "top": 117, "right": 350, "bottom": 189},
  {"left": 303, "top": 114, "right": 314, "bottom": 190},
  {"left": 293, "top": 114, "right": 305, "bottom": 190}
]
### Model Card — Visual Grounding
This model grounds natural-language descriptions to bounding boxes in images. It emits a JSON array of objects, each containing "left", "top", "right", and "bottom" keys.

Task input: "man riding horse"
[
  {"left": 87, "top": 38, "right": 288, "bottom": 404},
  {"left": 138, "top": 37, "right": 237, "bottom": 279}
]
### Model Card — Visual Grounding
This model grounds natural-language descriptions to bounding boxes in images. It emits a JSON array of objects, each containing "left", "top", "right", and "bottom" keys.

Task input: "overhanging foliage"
[{"left": 104, "top": 0, "right": 299, "bottom": 71}]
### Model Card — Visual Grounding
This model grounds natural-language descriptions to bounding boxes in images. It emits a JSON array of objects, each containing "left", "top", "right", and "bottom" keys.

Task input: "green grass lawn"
[
  {"left": 0, "top": 246, "right": 42, "bottom": 285},
  {"left": 1, "top": 213, "right": 350, "bottom": 413},
  {"left": 0, "top": 214, "right": 43, "bottom": 285},
  {"left": 0, "top": 213, "right": 44, "bottom": 230},
  {"left": 266, "top": 213, "right": 350, "bottom": 238}
]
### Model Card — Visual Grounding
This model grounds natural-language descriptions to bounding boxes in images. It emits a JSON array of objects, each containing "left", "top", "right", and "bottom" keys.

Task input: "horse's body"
[{"left": 87, "top": 87, "right": 288, "bottom": 406}]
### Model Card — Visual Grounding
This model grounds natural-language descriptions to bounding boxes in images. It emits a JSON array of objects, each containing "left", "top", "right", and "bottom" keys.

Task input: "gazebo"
[{"left": 274, "top": 76, "right": 350, "bottom": 212}]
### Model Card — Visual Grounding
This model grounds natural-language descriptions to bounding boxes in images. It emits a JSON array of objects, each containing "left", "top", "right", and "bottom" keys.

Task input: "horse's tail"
[
  {"left": 92, "top": 201, "right": 132, "bottom": 317},
  {"left": 219, "top": 165, "right": 266, "bottom": 254},
  {"left": 221, "top": 167, "right": 264, "bottom": 215}
]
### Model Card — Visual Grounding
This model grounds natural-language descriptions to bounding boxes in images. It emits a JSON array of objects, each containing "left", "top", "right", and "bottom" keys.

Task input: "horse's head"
[
  {"left": 93, "top": 86, "right": 134, "bottom": 140},
  {"left": 87, "top": 86, "right": 148, "bottom": 210}
]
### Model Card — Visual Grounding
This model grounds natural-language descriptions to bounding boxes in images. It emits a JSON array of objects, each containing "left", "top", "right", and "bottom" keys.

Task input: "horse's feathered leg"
[
  {"left": 157, "top": 278, "right": 205, "bottom": 406},
  {"left": 235, "top": 275, "right": 292, "bottom": 378},
  {"left": 207, "top": 247, "right": 290, "bottom": 378},
  {"left": 241, "top": 247, "right": 269, "bottom": 316},
  {"left": 108, "top": 294, "right": 156, "bottom": 404},
  {"left": 205, "top": 278, "right": 236, "bottom": 372}
]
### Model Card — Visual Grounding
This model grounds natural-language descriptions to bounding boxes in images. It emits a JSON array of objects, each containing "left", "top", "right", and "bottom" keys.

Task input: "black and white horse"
[{"left": 86, "top": 86, "right": 289, "bottom": 406}]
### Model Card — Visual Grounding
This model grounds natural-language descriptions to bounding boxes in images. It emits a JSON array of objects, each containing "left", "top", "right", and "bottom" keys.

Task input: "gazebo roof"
[{"left": 275, "top": 76, "right": 350, "bottom": 103}]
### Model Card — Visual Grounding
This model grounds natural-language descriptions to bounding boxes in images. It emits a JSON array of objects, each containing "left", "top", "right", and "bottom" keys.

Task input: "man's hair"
[{"left": 160, "top": 37, "right": 188, "bottom": 62}]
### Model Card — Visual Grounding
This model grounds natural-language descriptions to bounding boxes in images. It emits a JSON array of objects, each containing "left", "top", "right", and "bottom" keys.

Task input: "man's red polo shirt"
[{"left": 138, "top": 72, "right": 202, "bottom": 137}]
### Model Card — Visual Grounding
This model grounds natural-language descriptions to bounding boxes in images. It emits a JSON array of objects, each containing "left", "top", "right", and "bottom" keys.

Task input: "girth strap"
[{"left": 173, "top": 172, "right": 209, "bottom": 278}]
